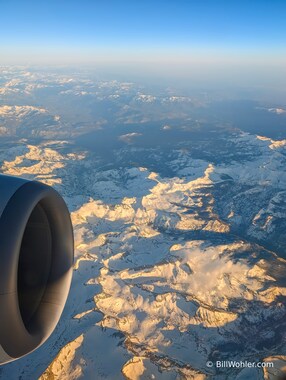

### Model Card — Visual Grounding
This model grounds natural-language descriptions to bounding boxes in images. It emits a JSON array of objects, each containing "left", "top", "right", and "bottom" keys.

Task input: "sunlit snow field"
[{"left": 0, "top": 67, "right": 286, "bottom": 379}]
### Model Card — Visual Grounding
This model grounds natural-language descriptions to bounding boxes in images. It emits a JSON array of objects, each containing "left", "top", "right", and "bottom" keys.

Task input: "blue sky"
[{"left": 1, "top": 0, "right": 286, "bottom": 64}]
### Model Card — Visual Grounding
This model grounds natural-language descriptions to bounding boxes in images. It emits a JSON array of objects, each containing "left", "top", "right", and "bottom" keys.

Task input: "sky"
[{"left": 1, "top": 0, "right": 286, "bottom": 89}]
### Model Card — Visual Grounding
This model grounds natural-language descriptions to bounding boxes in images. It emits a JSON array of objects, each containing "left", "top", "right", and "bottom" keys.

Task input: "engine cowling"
[{"left": 0, "top": 174, "right": 73, "bottom": 364}]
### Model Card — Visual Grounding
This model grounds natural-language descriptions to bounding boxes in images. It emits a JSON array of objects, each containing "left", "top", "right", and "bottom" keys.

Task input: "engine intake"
[{"left": 0, "top": 174, "right": 73, "bottom": 364}]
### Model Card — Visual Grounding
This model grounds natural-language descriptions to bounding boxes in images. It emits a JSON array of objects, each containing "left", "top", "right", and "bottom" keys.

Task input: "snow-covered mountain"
[{"left": 0, "top": 67, "right": 286, "bottom": 380}]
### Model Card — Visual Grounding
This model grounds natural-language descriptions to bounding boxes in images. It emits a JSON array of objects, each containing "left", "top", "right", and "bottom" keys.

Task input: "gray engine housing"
[{"left": 0, "top": 174, "right": 73, "bottom": 364}]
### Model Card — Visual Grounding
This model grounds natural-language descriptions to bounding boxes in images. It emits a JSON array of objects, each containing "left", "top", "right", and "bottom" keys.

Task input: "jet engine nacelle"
[{"left": 0, "top": 174, "right": 73, "bottom": 364}]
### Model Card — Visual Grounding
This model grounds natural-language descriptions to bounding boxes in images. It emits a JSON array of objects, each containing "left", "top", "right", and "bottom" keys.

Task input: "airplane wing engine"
[{"left": 0, "top": 174, "right": 73, "bottom": 364}]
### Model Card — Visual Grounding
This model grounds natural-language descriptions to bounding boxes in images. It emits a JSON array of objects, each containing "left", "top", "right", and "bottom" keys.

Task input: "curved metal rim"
[{"left": 0, "top": 181, "right": 73, "bottom": 360}]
